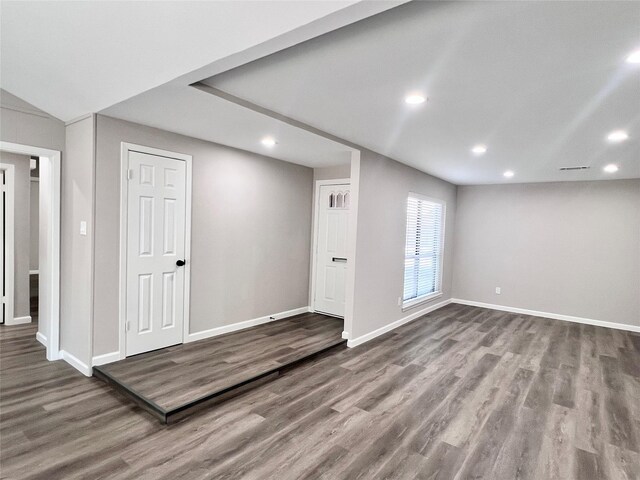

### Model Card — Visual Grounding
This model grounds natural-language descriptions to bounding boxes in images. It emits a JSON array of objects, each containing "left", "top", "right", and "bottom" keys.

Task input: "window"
[
  {"left": 403, "top": 194, "right": 445, "bottom": 308},
  {"left": 328, "top": 190, "right": 350, "bottom": 210}
]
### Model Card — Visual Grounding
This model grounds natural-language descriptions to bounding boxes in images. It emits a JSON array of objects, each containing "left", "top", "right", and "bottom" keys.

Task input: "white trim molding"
[
  {"left": 186, "top": 306, "right": 310, "bottom": 343},
  {"left": 60, "top": 350, "right": 92, "bottom": 377},
  {"left": 347, "top": 298, "right": 452, "bottom": 348},
  {"left": 29, "top": 269, "right": 39, "bottom": 275},
  {"left": 6, "top": 315, "right": 32, "bottom": 326},
  {"left": 92, "top": 351, "right": 122, "bottom": 367},
  {"left": 36, "top": 331, "right": 47, "bottom": 347},
  {"left": 402, "top": 292, "right": 443, "bottom": 312},
  {"left": 342, "top": 331, "right": 349, "bottom": 340},
  {"left": 451, "top": 299, "right": 640, "bottom": 334}
]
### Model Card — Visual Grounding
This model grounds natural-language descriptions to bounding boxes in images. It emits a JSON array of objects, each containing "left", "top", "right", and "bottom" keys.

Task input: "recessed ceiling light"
[
  {"left": 471, "top": 144, "right": 487, "bottom": 155},
  {"left": 603, "top": 164, "right": 619, "bottom": 173},
  {"left": 503, "top": 170, "right": 515, "bottom": 178},
  {"left": 404, "top": 94, "right": 426, "bottom": 105},
  {"left": 626, "top": 49, "right": 640, "bottom": 64},
  {"left": 607, "top": 130, "right": 629, "bottom": 142},
  {"left": 261, "top": 137, "right": 277, "bottom": 147}
]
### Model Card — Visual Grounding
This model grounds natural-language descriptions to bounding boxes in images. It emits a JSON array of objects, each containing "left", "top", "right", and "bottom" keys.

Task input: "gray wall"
[
  {"left": 350, "top": 149, "right": 457, "bottom": 339},
  {"left": 1, "top": 89, "right": 65, "bottom": 342},
  {"left": 60, "top": 116, "right": 95, "bottom": 365},
  {"left": 30, "top": 178, "right": 39, "bottom": 270},
  {"left": 0, "top": 152, "right": 31, "bottom": 318},
  {"left": 313, "top": 164, "right": 351, "bottom": 182},
  {"left": 93, "top": 115, "right": 314, "bottom": 356},
  {"left": 452, "top": 180, "right": 640, "bottom": 328},
  {"left": 1, "top": 89, "right": 65, "bottom": 152}
]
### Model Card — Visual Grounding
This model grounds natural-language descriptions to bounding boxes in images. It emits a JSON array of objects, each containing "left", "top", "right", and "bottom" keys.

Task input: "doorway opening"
[
  {"left": 0, "top": 142, "right": 61, "bottom": 361},
  {"left": 29, "top": 158, "right": 39, "bottom": 321}
]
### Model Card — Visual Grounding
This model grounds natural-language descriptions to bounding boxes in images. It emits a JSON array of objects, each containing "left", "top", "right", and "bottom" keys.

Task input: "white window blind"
[{"left": 403, "top": 195, "right": 444, "bottom": 305}]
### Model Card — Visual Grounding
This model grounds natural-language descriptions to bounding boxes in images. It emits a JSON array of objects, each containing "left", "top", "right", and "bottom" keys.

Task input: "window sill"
[{"left": 402, "top": 292, "right": 443, "bottom": 312}]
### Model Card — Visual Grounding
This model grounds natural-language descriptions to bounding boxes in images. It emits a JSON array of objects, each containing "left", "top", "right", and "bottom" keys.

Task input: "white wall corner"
[
  {"left": 60, "top": 350, "right": 92, "bottom": 376},
  {"left": 450, "top": 299, "right": 640, "bottom": 334},
  {"left": 347, "top": 298, "right": 452, "bottom": 348},
  {"left": 92, "top": 351, "right": 122, "bottom": 367},
  {"left": 186, "top": 306, "right": 311, "bottom": 343},
  {"left": 5, "top": 315, "right": 32, "bottom": 326}
]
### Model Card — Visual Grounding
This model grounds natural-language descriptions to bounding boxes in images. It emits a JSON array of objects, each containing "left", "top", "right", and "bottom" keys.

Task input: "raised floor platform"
[{"left": 93, "top": 312, "right": 345, "bottom": 423}]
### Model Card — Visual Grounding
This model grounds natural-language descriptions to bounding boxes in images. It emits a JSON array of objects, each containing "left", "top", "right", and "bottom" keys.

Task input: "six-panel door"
[{"left": 126, "top": 151, "right": 186, "bottom": 356}]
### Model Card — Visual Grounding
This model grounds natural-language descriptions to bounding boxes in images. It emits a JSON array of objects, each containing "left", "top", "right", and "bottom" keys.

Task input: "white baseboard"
[
  {"left": 451, "top": 299, "right": 640, "bottom": 334},
  {"left": 186, "top": 306, "right": 311, "bottom": 343},
  {"left": 60, "top": 350, "right": 92, "bottom": 376},
  {"left": 36, "top": 331, "right": 47, "bottom": 346},
  {"left": 5, "top": 315, "right": 32, "bottom": 326},
  {"left": 92, "top": 351, "right": 121, "bottom": 367},
  {"left": 347, "top": 298, "right": 452, "bottom": 348}
]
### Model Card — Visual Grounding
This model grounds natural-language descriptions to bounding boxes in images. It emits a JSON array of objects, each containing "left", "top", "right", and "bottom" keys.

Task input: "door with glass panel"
[{"left": 314, "top": 184, "right": 350, "bottom": 317}]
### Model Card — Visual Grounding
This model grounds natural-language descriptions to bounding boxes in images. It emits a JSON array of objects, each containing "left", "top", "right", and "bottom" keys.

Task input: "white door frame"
[
  {"left": 118, "top": 142, "right": 193, "bottom": 359},
  {"left": 310, "top": 178, "right": 350, "bottom": 315},
  {"left": 0, "top": 163, "right": 15, "bottom": 326},
  {"left": 0, "top": 142, "right": 61, "bottom": 361}
]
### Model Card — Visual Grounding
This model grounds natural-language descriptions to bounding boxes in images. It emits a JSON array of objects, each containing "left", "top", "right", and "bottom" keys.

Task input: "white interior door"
[
  {"left": 314, "top": 184, "right": 350, "bottom": 317},
  {"left": 126, "top": 151, "right": 187, "bottom": 356}
]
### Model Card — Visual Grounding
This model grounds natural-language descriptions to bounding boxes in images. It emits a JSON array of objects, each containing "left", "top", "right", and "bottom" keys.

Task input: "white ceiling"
[
  {"left": 96, "top": 1, "right": 404, "bottom": 169},
  {"left": 204, "top": 1, "right": 640, "bottom": 184},
  {"left": 103, "top": 83, "right": 354, "bottom": 168},
  {"left": 0, "top": 0, "right": 361, "bottom": 121}
]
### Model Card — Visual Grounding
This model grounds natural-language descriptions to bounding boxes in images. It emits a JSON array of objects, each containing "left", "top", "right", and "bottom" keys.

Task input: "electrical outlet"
[
  {"left": 80, "top": 221, "right": 87, "bottom": 236},
  {"left": 397, "top": 296, "right": 402, "bottom": 306},
  {"left": 495, "top": 287, "right": 501, "bottom": 295}
]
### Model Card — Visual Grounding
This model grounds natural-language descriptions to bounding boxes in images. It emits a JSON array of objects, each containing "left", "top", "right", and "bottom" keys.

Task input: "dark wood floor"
[
  {"left": 94, "top": 312, "right": 345, "bottom": 420},
  {"left": 1, "top": 304, "right": 639, "bottom": 479}
]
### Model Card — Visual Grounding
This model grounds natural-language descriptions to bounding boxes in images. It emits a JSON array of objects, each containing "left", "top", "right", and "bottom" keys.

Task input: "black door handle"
[
  {"left": 176, "top": 259, "right": 186, "bottom": 267},
  {"left": 332, "top": 257, "right": 347, "bottom": 263}
]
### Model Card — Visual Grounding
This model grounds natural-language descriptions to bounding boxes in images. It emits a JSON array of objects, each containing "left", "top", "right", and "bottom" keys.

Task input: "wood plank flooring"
[
  {"left": 1, "top": 304, "right": 639, "bottom": 479},
  {"left": 93, "top": 312, "right": 345, "bottom": 421}
]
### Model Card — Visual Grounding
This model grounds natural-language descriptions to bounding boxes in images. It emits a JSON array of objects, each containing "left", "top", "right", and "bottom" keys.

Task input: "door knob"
[{"left": 176, "top": 259, "right": 186, "bottom": 267}]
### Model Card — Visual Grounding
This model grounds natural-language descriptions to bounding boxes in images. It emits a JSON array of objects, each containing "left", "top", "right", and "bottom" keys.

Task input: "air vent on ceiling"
[{"left": 559, "top": 166, "right": 590, "bottom": 171}]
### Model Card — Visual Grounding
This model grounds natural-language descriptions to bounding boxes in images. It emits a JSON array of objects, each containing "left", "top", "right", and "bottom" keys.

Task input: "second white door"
[
  {"left": 126, "top": 150, "right": 187, "bottom": 356},
  {"left": 314, "top": 184, "right": 350, "bottom": 317}
]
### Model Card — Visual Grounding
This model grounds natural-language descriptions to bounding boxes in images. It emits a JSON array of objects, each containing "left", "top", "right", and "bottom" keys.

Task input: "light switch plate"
[{"left": 80, "top": 221, "right": 87, "bottom": 236}]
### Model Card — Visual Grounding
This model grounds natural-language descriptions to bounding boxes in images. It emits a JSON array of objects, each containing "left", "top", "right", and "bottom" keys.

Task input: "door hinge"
[
  {"left": 126, "top": 321, "right": 131, "bottom": 331},
  {"left": 127, "top": 169, "right": 134, "bottom": 180}
]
